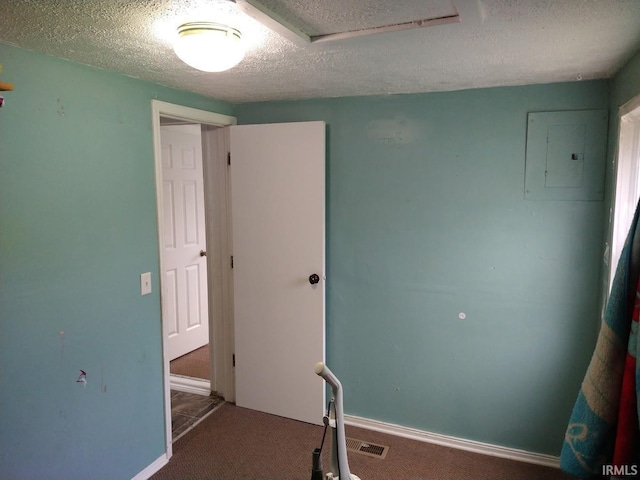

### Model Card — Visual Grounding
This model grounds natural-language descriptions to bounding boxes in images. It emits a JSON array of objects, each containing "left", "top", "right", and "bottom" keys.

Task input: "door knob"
[
  {"left": 309, "top": 274, "right": 320, "bottom": 285},
  {"left": 200, "top": 250, "right": 207, "bottom": 257}
]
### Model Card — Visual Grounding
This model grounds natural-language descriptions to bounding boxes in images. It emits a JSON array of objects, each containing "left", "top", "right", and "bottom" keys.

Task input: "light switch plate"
[{"left": 140, "top": 272, "right": 152, "bottom": 296}]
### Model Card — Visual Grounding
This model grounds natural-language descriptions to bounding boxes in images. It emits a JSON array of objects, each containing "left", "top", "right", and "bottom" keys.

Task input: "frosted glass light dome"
[{"left": 174, "top": 22, "right": 244, "bottom": 72}]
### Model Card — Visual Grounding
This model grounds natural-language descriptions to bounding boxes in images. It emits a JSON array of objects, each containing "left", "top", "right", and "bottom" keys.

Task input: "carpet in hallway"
[{"left": 170, "top": 345, "right": 210, "bottom": 379}]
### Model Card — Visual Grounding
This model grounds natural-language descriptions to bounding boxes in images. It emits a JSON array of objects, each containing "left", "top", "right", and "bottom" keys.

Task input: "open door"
[{"left": 230, "top": 121, "right": 326, "bottom": 425}]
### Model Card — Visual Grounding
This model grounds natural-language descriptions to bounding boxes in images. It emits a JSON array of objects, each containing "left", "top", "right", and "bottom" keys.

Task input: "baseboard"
[
  {"left": 170, "top": 374, "right": 211, "bottom": 396},
  {"left": 344, "top": 414, "right": 560, "bottom": 469},
  {"left": 131, "top": 453, "right": 168, "bottom": 480}
]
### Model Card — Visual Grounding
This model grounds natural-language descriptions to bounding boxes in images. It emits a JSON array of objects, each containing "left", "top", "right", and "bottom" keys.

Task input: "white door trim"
[
  {"left": 151, "top": 100, "right": 236, "bottom": 458},
  {"left": 606, "top": 93, "right": 640, "bottom": 296}
]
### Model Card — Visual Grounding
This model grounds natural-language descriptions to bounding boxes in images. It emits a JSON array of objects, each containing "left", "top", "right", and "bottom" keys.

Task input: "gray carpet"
[{"left": 152, "top": 403, "right": 574, "bottom": 480}]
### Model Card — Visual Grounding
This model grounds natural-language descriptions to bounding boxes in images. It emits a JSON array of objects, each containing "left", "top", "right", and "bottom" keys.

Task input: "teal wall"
[
  {"left": 0, "top": 44, "right": 233, "bottom": 480},
  {"left": 0, "top": 38, "right": 624, "bottom": 477},
  {"left": 236, "top": 81, "right": 610, "bottom": 455}
]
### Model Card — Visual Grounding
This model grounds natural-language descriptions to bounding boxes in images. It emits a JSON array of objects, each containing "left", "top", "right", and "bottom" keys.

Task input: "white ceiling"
[{"left": 1, "top": 0, "right": 639, "bottom": 104}]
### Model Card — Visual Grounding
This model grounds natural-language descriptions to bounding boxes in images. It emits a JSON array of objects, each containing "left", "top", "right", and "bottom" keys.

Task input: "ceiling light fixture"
[{"left": 174, "top": 22, "right": 244, "bottom": 72}]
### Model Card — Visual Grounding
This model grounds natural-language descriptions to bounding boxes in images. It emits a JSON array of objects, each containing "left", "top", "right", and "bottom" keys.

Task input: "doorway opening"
[
  {"left": 153, "top": 106, "right": 327, "bottom": 460},
  {"left": 160, "top": 118, "right": 210, "bottom": 391},
  {"left": 152, "top": 101, "right": 236, "bottom": 457},
  {"left": 609, "top": 94, "right": 640, "bottom": 293}
]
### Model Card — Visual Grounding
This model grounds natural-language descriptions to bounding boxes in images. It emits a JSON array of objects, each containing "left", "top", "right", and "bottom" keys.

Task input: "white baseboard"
[
  {"left": 170, "top": 375, "right": 211, "bottom": 396},
  {"left": 344, "top": 414, "right": 560, "bottom": 469},
  {"left": 131, "top": 454, "right": 168, "bottom": 480}
]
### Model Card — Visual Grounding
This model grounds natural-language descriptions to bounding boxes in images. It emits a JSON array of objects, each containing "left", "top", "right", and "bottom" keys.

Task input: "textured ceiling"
[
  {"left": 254, "top": 0, "right": 459, "bottom": 36},
  {"left": 1, "top": 0, "right": 640, "bottom": 103}
]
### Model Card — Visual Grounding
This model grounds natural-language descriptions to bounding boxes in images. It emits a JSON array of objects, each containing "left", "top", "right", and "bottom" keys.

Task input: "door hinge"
[
  {"left": 231, "top": 255, "right": 234, "bottom": 268},
  {"left": 227, "top": 152, "right": 231, "bottom": 165},
  {"left": 232, "top": 354, "right": 236, "bottom": 367}
]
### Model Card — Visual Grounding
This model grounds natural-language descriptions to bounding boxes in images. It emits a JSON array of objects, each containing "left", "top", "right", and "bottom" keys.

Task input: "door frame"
[{"left": 151, "top": 100, "right": 236, "bottom": 457}]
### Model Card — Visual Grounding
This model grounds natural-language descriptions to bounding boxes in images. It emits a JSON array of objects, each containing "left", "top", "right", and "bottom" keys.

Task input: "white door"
[
  {"left": 161, "top": 125, "right": 209, "bottom": 361},
  {"left": 230, "top": 121, "right": 325, "bottom": 425}
]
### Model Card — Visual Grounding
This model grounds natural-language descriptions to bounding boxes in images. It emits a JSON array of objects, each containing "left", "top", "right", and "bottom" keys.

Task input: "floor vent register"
[{"left": 345, "top": 437, "right": 389, "bottom": 459}]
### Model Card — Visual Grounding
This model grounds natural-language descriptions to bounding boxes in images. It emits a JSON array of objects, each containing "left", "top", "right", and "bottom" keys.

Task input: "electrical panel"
[{"left": 525, "top": 110, "right": 608, "bottom": 201}]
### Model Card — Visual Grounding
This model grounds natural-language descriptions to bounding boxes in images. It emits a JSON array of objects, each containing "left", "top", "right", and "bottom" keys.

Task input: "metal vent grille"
[{"left": 345, "top": 437, "right": 389, "bottom": 459}]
